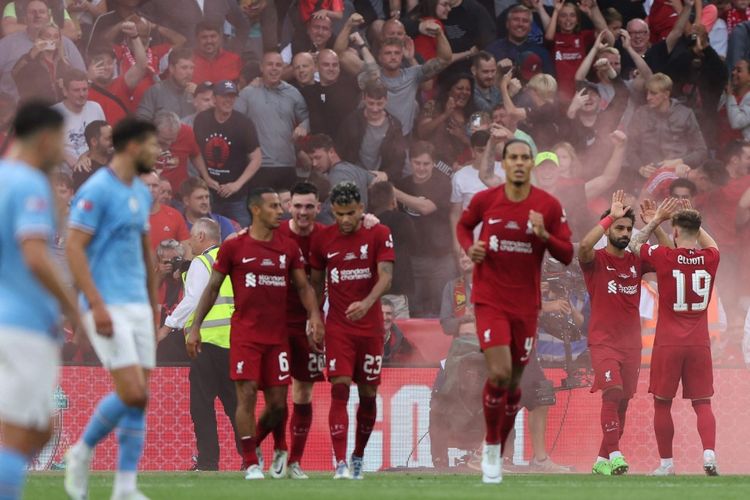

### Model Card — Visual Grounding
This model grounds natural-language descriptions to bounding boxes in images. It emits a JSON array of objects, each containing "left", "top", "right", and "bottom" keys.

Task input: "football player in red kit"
[
  {"left": 456, "top": 140, "right": 574, "bottom": 484},
  {"left": 578, "top": 191, "right": 678, "bottom": 476},
  {"left": 187, "top": 187, "right": 325, "bottom": 480},
  {"left": 309, "top": 181, "right": 395, "bottom": 480},
  {"left": 631, "top": 206, "right": 720, "bottom": 476}
]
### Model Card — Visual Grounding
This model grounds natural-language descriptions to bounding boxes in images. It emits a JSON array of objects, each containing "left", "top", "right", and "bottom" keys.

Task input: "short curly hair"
[{"left": 330, "top": 181, "right": 361, "bottom": 206}]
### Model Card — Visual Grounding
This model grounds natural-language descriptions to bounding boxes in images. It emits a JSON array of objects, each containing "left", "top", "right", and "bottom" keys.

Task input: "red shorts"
[
  {"left": 288, "top": 333, "right": 325, "bottom": 383},
  {"left": 229, "top": 340, "right": 291, "bottom": 388},
  {"left": 325, "top": 331, "right": 384, "bottom": 385},
  {"left": 649, "top": 345, "right": 714, "bottom": 399},
  {"left": 475, "top": 304, "right": 538, "bottom": 366},
  {"left": 589, "top": 345, "right": 641, "bottom": 398}
]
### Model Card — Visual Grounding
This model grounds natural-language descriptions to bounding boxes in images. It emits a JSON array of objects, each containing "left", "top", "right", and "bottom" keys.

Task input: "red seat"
[{"left": 395, "top": 319, "right": 453, "bottom": 364}]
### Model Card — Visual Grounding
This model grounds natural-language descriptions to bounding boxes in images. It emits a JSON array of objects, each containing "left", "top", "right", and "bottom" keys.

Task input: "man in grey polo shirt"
[
  {"left": 137, "top": 47, "right": 197, "bottom": 121},
  {"left": 234, "top": 52, "right": 309, "bottom": 191},
  {"left": 0, "top": 0, "right": 85, "bottom": 99}
]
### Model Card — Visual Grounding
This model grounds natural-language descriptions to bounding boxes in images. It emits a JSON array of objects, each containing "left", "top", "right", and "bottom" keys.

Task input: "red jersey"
[
  {"left": 640, "top": 244, "right": 720, "bottom": 347},
  {"left": 192, "top": 49, "right": 242, "bottom": 84},
  {"left": 456, "top": 185, "right": 573, "bottom": 316},
  {"left": 214, "top": 232, "right": 305, "bottom": 344},
  {"left": 648, "top": 0, "right": 679, "bottom": 43},
  {"left": 156, "top": 124, "right": 200, "bottom": 191},
  {"left": 308, "top": 224, "right": 395, "bottom": 337},
  {"left": 581, "top": 249, "right": 650, "bottom": 350},
  {"left": 277, "top": 220, "right": 327, "bottom": 333},
  {"left": 149, "top": 204, "right": 190, "bottom": 249},
  {"left": 694, "top": 175, "right": 750, "bottom": 252},
  {"left": 549, "top": 30, "right": 595, "bottom": 100},
  {"left": 89, "top": 76, "right": 135, "bottom": 125}
]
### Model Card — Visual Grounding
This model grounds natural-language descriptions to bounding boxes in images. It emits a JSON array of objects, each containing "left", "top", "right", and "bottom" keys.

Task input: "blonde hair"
[
  {"left": 647, "top": 73, "right": 673, "bottom": 93},
  {"left": 527, "top": 74, "right": 557, "bottom": 101}
]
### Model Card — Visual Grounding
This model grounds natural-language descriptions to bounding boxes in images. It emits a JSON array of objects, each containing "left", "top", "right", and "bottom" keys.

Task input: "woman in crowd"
[{"left": 12, "top": 23, "right": 71, "bottom": 102}]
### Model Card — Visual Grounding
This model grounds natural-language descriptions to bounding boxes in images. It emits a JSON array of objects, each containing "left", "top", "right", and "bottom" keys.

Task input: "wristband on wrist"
[{"left": 598, "top": 215, "right": 614, "bottom": 231}]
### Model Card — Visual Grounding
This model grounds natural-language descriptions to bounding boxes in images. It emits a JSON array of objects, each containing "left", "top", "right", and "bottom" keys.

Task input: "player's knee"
[
  {"left": 602, "top": 387, "right": 624, "bottom": 403},
  {"left": 34, "top": 426, "right": 53, "bottom": 450},
  {"left": 331, "top": 382, "right": 350, "bottom": 402},
  {"left": 487, "top": 364, "right": 512, "bottom": 385},
  {"left": 292, "top": 383, "right": 313, "bottom": 404},
  {"left": 119, "top": 385, "right": 148, "bottom": 408},
  {"left": 691, "top": 398, "right": 711, "bottom": 408}
]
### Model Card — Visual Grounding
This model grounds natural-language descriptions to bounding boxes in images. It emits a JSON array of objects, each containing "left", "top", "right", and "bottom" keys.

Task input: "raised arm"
[
  {"left": 579, "top": 189, "right": 629, "bottom": 263},
  {"left": 666, "top": 0, "right": 694, "bottom": 54},
  {"left": 419, "top": 26, "right": 453, "bottom": 80},
  {"left": 121, "top": 22, "right": 148, "bottom": 91},
  {"left": 545, "top": 0, "right": 563, "bottom": 42},
  {"left": 585, "top": 130, "right": 627, "bottom": 199},
  {"left": 628, "top": 197, "right": 680, "bottom": 254},
  {"left": 619, "top": 29, "right": 653, "bottom": 80},
  {"left": 639, "top": 198, "right": 675, "bottom": 248},
  {"left": 499, "top": 71, "right": 526, "bottom": 121},
  {"left": 479, "top": 124, "right": 511, "bottom": 188},
  {"left": 575, "top": 30, "right": 608, "bottom": 82},
  {"left": 697, "top": 227, "right": 718, "bottom": 250}
]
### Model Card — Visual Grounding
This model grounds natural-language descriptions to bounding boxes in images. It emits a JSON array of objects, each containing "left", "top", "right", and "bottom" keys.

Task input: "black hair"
[
  {"left": 502, "top": 139, "right": 533, "bottom": 159},
  {"left": 304, "top": 133, "right": 335, "bottom": 154},
  {"left": 195, "top": 20, "right": 222, "bottom": 36},
  {"left": 470, "top": 130, "right": 490, "bottom": 148},
  {"left": 368, "top": 181, "right": 395, "bottom": 214},
  {"left": 84, "top": 120, "right": 109, "bottom": 147},
  {"left": 290, "top": 181, "right": 319, "bottom": 198},
  {"left": 437, "top": 72, "right": 475, "bottom": 118},
  {"left": 168, "top": 47, "right": 194, "bottom": 67},
  {"left": 330, "top": 181, "right": 361, "bottom": 206},
  {"left": 13, "top": 101, "right": 64, "bottom": 139},
  {"left": 600, "top": 207, "right": 635, "bottom": 224},
  {"left": 112, "top": 117, "right": 157, "bottom": 153},
  {"left": 247, "top": 187, "right": 277, "bottom": 208},
  {"left": 668, "top": 178, "right": 697, "bottom": 197}
]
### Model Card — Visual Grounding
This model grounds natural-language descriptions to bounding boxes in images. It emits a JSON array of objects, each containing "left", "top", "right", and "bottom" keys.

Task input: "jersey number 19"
[{"left": 672, "top": 269, "right": 711, "bottom": 312}]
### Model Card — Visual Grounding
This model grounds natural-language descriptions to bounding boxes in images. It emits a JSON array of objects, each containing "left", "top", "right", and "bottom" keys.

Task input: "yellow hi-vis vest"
[{"left": 184, "top": 247, "right": 233, "bottom": 349}]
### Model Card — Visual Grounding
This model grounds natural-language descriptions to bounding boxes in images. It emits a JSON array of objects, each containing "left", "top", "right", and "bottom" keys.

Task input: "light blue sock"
[
  {"left": 116, "top": 406, "right": 146, "bottom": 472},
  {"left": 0, "top": 448, "right": 27, "bottom": 500},
  {"left": 82, "top": 392, "right": 129, "bottom": 448}
]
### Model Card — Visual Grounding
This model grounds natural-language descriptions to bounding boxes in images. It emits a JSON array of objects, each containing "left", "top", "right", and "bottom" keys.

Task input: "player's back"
[
  {"left": 648, "top": 245, "right": 720, "bottom": 346},
  {"left": 0, "top": 160, "right": 59, "bottom": 336},
  {"left": 68, "top": 168, "right": 152, "bottom": 308}
]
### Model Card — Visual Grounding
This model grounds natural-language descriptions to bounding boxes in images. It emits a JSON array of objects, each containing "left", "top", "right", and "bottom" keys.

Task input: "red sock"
[
  {"left": 289, "top": 403, "right": 312, "bottom": 464},
  {"left": 483, "top": 380, "right": 506, "bottom": 445},
  {"left": 273, "top": 406, "right": 288, "bottom": 451},
  {"left": 354, "top": 396, "right": 377, "bottom": 457},
  {"left": 653, "top": 398, "right": 674, "bottom": 459},
  {"left": 618, "top": 399, "right": 629, "bottom": 439},
  {"left": 240, "top": 436, "right": 259, "bottom": 467},
  {"left": 692, "top": 400, "right": 716, "bottom": 451},
  {"left": 499, "top": 388, "right": 522, "bottom": 452},
  {"left": 600, "top": 389, "right": 623, "bottom": 456},
  {"left": 329, "top": 384, "right": 349, "bottom": 462}
]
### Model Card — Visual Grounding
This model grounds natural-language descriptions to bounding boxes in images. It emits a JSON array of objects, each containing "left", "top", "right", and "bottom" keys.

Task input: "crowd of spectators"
[{"left": 3, "top": 0, "right": 750, "bottom": 364}]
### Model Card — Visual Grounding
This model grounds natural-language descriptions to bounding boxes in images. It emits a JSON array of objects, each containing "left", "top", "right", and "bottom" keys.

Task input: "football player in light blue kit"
[
  {"left": 0, "top": 103, "right": 81, "bottom": 500},
  {"left": 64, "top": 118, "right": 160, "bottom": 500}
]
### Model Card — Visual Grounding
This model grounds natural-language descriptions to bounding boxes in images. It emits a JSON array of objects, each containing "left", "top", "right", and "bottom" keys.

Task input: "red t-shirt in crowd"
[
  {"left": 581, "top": 249, "right": 650, "bottom": 350},
  {"left": 640, "top": 244, "right": 720, "bottom": 346},
  {"left": 648, "top": 0, "right": 679, "bottom": 43},
  {"left": 213, "top": 231, "right": 305, "bottom": 344},
  {"left": 414, "top": 18, "right": 444, "bottom": 62},
  {"left": 308, "top": 223, "right": 395, "bottom": 337},
  {"left": 192, "top": 49, "right": 242, "bottom": 84},
  {"left": 456, "top": 185, "right": 573, "bottom": 316},
  {"left": 156, "top": 124, "right": 200, "bottom": 191},
  {"left": 277, "top": 220, "right": 326, "bottom": 334},
  {"left": 114, "top": 43, "right": 171, "bottom": 111},
  {"left": 89, "top": 75, "right": 135, "bottom": 125},
  {"left": 149, "top": 204, "right": 190, "bottom": 249},
  {"left": 642, "top": 166, "right": 680, "bottom": 201},
  {"left": 299, "top": 0, "right": 344, "bottom": 23},
  {"left": 548, "top": 30, "right": 595, "bottom": 100}
]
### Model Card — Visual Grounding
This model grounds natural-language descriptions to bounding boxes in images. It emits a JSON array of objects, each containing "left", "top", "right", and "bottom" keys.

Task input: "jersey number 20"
[{"left": 672, "top": 269, "right": 711, "bottom": 312}]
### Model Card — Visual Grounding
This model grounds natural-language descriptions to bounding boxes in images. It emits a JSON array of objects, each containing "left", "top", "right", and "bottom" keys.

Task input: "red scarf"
[{"left": 724, "top": 7, "right": 750, "bottom": 33}]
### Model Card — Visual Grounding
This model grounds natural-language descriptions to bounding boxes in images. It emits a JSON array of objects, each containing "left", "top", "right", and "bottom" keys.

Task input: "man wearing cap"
[
  {"left": 193, "top": 80, "right": 262, "bottom": 227},
  {"left": 485, "top": 6, "right": 554, "bottom": 78},
  {"left": 86, "top": 21, "right": 148, "bottom": 125}
]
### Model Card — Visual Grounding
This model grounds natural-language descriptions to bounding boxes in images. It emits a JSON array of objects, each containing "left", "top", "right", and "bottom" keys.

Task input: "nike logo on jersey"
[
  {"left": 488, "top": 218, "right": 502, "bottom": 225},
  {"left": 242, "top": 257, "right": 256, "bottom": 263},
  {"left": 327, "top": 252, "right": 340, "bottom": 259},
  {"left": 278, "top": 374, "right": 290, "bottom": 381},
  {"left": 606, "top": 266, "right": 616, "bottom": 271},
  {"left": 366, "top": 375, "right": 379, "bottom": 381}
]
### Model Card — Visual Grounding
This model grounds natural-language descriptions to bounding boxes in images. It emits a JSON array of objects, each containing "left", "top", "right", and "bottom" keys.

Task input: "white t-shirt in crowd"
[
  {"left": 450, "top": 161, "right": 505, "bottom": 209},
  {"left": 52, "top": 100, "right": 105, "bottom": 161}
]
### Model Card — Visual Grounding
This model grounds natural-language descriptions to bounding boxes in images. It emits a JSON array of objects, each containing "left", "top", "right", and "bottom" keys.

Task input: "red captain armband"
[{"left": 598, "top": 215, "right": 614, "bottom": 231}]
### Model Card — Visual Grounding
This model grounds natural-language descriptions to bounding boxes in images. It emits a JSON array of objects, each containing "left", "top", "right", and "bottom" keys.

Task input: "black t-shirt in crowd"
[
  {"left": 193, "top": 109, "right": 260, "bottom": 201},
  {"left": 396, "top": 172, "right": 453, "bottom": 258},
  {"left": 73, "top": 158, "right": 107, "bottom": 190},
  {"left": 376, "top": 208, "right": 417, "bottom": 295},
  {"left": 301, "top": 75, "right": 361, "bottom": 138}
]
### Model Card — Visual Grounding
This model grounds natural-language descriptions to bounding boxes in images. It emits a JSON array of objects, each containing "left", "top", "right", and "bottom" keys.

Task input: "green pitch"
[{"left": 26, "top": 472, "right": 750, "bottom": 500}]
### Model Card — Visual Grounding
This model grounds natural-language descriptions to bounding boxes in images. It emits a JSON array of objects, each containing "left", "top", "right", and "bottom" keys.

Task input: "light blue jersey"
[
  {"left": 68, "top": 168, "right": 152, "bottom": 309},
  {"left": 0, "top": 160, "right": 60, "bottom": 338}
]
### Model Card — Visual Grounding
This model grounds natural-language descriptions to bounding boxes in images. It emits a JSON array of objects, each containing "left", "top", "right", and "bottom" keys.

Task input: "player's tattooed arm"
[
  {"left": 186, "top": 269, "right": 226, "bottom": 359},
  {"left": 345, "top": 261, "right": 393, "bottom": 322},
  {"left": 639, "top": 198, "right": 674, "bottom": 249},
  {"left": 629, "top": 197, "right": 680, "bottom": 254},
  {"left": 291, "top": 268, "right": 325, "bottom": 347}
]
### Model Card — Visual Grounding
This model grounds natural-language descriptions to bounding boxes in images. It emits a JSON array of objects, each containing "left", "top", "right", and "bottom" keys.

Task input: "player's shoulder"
[
  {"left": 470, "top": 184, "right": 503, "bottom": 206},
  {"left": 530, "top": 186, "right": 563, "bottom": 210},
  {"left": 3, "top": 161, "right": 49, "bottom": 194}
]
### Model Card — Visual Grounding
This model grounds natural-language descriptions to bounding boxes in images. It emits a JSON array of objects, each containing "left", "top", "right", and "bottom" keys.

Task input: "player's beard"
[{"left": 609, "top": 235, "right": 630, "bottom": 250}]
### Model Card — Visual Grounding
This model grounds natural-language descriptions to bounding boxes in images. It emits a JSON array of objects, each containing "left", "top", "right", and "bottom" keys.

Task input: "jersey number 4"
[{"left": 672, "top": 269, "right": 711, "bottom": 312}]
